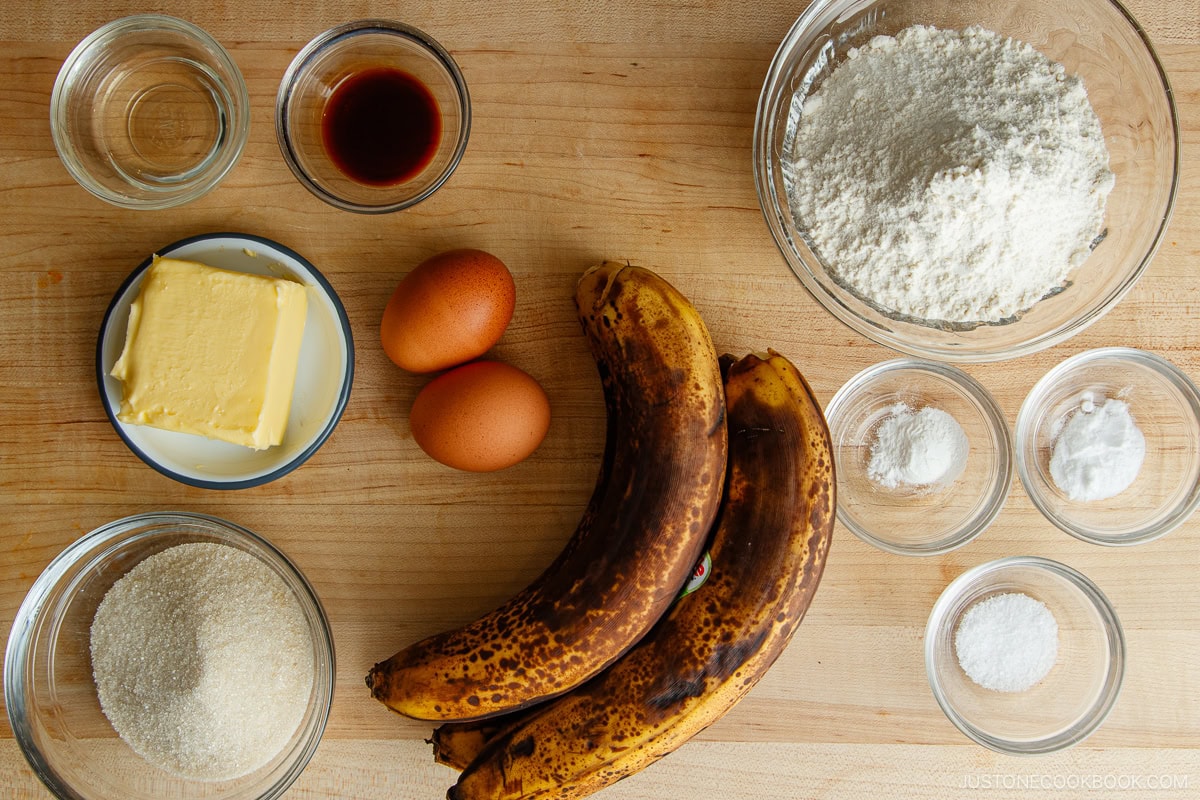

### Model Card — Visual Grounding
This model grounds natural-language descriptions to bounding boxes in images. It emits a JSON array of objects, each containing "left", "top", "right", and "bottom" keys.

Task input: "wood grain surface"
[{"left": 1, "top": 1, "right": 1197, "bottom": 798}]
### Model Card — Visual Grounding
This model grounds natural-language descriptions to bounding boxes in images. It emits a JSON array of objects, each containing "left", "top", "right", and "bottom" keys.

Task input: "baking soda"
[{"left": 1050, "top": 395, "right": 1145, "bottom": 502}]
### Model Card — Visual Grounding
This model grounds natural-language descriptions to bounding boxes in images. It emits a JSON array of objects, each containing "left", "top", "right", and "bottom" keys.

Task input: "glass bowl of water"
[{"left": 50, "top": 15, "right": 249, "bottom": 209}]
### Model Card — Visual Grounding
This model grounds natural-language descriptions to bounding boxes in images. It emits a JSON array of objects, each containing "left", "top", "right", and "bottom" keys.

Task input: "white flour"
[{"left": 786, "top": 25, "right": 1114, "bottom": 323}]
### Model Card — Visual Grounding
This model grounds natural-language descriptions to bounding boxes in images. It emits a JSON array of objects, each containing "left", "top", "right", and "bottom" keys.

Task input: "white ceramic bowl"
[
  {"left": 1016, "top": 347, "right": 1200, "bottom": 545},
  {"left": 827, "top": 359, "right": 1012, "bottom": 555},
  {"left": 925, "top": 556, "right": 1125, "bottom": 754},
  {"left": 97, "top": 233, "right": 354, "bottom": 488}
]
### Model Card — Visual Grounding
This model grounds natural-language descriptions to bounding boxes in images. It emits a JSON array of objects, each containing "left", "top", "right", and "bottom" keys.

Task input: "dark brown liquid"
[{"left": 321, "top": 67, "right": 442, "bottom": 186}]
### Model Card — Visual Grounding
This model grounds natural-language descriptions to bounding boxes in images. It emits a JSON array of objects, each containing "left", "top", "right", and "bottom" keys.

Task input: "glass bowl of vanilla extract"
[{"left": 276, "top": 19, "right": 471, "bottom": 213}]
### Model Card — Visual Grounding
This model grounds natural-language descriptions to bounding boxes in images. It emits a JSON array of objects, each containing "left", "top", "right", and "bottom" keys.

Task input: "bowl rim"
[
  {"left": 752, "top": 0, "right": 1182, "bottom": 363},
  {"left": 1015, "top": 346, "right": 1200, "bottom": 545},
  {"left": 49, "top": 13, "right": 250, "bottom": 210},
  {"left": 924, "top": 555, "right": 1126, "bottom": 754},
  {"left": 826, "top": 358, "right": 1014, "bottom": 555},
  {"left": 3, "top": 511, "right": 336, "bottom": 799},
  {"left": 94, "top": 232, "right": 355, "bottom": 490},
  {"left": 274, "top": 18, "right": 472, "bottom": 214}
]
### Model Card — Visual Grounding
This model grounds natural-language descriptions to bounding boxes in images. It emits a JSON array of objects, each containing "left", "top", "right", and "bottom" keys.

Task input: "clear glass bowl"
[
  {"left": 276, "top": 19, "right": 471, "bottom": 213},
  {"left": 50, "top": 15, "right": 250, "bottom": 209},
  {"left": 4, "top": 512, "right": 335, "bottom": 800},
  {"left": 925, "top": 556, "right": 1125, "bottom": 754},
  {"left": 753, "top": 0, "right": 1179, "bottom": 362},
  {"left": 1016, "top": 347, "right": 1200, "bottom": 545},
  {"left": 827, "top": 359, "right": 1012, "bottom": 555}
]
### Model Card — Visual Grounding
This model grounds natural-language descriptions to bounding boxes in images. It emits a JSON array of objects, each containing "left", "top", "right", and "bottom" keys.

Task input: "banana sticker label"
[{"left": 679, "top": 551, "right": 712, "bottom": 598}]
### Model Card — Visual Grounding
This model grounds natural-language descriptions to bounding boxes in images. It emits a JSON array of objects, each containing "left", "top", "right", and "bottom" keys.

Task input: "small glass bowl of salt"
[
  {"left": 925, "top": 556, "right": 1125, "bottom": 754},
  {"left": 1016, "top": 347, "right": 1200, "bottom": 545},
  {"left": 827, "top": 359, "right": 1013, "bottom": 555}
]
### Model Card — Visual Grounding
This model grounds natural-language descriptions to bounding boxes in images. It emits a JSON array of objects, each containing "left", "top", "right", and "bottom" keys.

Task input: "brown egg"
[
  {"left": 380, "top": 249, "right": 516, "bottom": 374},
  {"left": 410, "top": 361, "right": 551, "bottom": 472}
]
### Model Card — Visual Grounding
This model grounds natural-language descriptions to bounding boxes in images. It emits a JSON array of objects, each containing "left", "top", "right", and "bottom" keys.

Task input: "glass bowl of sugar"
[
  {"left": 826, "top": 359, "right": 1012, "bottom": 555},
  {"left": 925, "top": 556, "right": 1125, "bottom": 754},
  {"left": 754, "top": 0, "right": 1178, "bottom": 362},
  {"left": 4, "top": 512, "right": 335, "bottom": 800},
  {"left": 1016, "top": 347, "right": 1200, "bottom": 545}
]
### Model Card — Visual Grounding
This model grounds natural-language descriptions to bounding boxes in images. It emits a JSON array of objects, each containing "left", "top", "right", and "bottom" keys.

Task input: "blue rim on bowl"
[{"left": 96, "top": 233, "right": 354, "bottom": 489}]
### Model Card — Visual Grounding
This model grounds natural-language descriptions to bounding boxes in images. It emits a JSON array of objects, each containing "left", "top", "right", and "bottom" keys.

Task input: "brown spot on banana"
[
  {"left": 366, "top": 262, "right": 727, "bottom": 722},
  {"left": 443, "top": 350, "right": 835, "bottom": 799}
]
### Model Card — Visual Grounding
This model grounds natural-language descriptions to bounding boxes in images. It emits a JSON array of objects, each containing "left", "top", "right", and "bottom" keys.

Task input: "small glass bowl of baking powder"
[
  {"left": 4, "top": 512, "right": 335, "bottom": 800},
  {"left": 925, "top": 556, "right": 1125, "bottom": 754},
  {"left": 827, "top": 359, "right": 1012, "bottom": 555},
  {"left": 1016, "top": 347, "right": 1200, "bottom": 545}
]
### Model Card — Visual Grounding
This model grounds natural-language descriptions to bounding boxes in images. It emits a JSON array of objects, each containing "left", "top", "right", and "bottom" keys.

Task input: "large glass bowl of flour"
[
  {"left": 754, "top": 0, "right": 1179, "bottom": 362},
  {"left": 4, "top": 512, "right": 335, "bottom": 800}
]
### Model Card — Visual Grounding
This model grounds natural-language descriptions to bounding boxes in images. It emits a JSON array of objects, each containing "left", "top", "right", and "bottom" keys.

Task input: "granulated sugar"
[
  {"left": 955, "top": 592, "right": 1058, "bottom": 692},
  {"left": 90, "top": 542, "right": 314, "bottom": 780},
  {"left": 786, "top": 25, "right": 1114, "bottom": 323}
]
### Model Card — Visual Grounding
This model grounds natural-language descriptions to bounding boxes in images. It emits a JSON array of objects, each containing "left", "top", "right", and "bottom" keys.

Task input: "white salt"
[
  {"left": 955, "top": 592, "right": 1058, "bottom": 692},
  {"left": 90, "top": 542, "right": 315, "bottom": 780}
]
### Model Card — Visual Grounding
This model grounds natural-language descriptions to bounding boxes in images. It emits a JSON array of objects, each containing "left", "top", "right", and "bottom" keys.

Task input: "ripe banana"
[
  {"left": 367, "top": 262, "right": 727, "bottom": 721},
  {"left": 443, "top": 350, "right": 835, "bottom": 799}
]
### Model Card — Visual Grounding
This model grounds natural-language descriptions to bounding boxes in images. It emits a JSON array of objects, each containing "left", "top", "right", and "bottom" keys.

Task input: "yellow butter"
[{"left": 111, "top": 257, "right": 308, "bottom": 450}]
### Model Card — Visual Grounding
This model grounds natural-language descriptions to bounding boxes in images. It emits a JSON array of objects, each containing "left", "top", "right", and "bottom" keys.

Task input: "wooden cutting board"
[{"left": 1, "top": 1, "right": 1197, "bottom": 798}]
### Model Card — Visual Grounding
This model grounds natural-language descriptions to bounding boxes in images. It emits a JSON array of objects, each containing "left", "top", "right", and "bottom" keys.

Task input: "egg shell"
[
  {"left": 410, "top": 360, "right": 551, "bottom": 472},
  {"left": 380, "top": 249, "right": 515, "bottom": 374}
]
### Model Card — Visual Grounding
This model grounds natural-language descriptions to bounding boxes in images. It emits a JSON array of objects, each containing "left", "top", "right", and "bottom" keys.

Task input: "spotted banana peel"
[
  {"left": 366, "top": 262, "right": 727, "bottom": 721},
  {"left": 437, "top": 350, "right": 835, "bottom": 799}
]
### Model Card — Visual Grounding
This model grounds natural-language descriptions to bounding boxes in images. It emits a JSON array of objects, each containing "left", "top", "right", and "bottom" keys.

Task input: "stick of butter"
[{"left": 111, "top": 257, "right": 309, "bottom": 450}]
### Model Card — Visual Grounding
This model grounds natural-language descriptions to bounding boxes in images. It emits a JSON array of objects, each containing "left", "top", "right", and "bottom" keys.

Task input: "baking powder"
[{"left": 868, "top": 403, "right": 969, "bottom": 489}]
